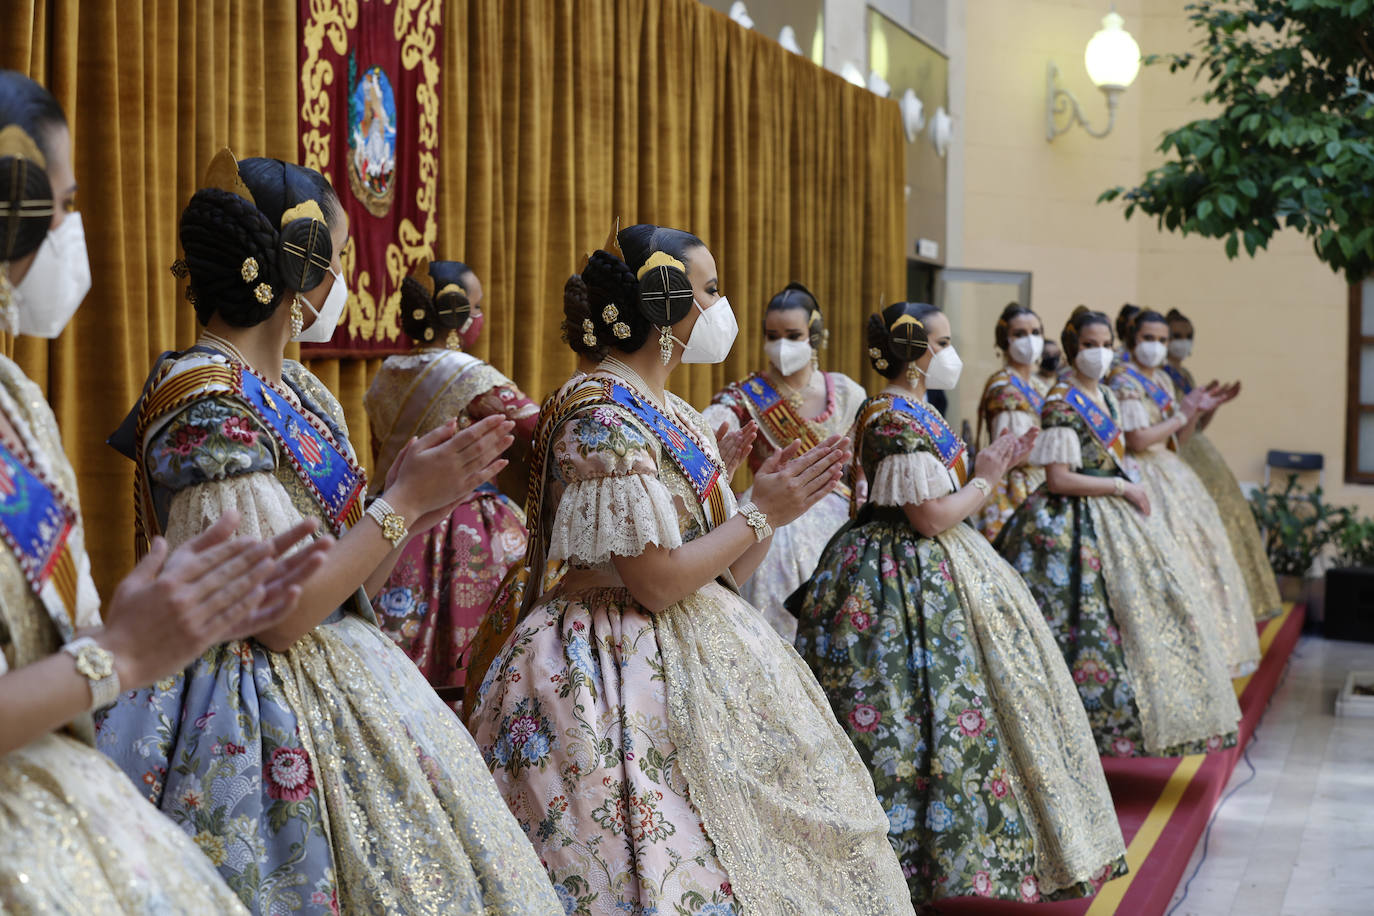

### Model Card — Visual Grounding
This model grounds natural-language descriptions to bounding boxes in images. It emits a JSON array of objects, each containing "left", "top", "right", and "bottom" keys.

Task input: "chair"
[{"left": 1264, "top": 450, "right": 1324, "bottom": 489}]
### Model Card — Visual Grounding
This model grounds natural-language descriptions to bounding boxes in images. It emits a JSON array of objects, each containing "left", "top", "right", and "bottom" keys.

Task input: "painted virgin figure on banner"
[
  {"left": 365, "top": 259, "right": 537, "bottom": 712},
  {"left": 703, "top": 283, "right": 865, "bottom": 641}
]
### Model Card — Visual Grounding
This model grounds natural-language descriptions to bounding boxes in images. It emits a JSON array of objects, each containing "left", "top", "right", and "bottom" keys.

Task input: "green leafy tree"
[{"left": 1100, "top": 0, "right": 1374, "bottom": 281}]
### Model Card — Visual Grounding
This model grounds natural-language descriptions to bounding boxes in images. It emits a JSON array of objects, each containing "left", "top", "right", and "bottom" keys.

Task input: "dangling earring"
[
  {"left": 811, "top": 350, "right": 820, "bottom": 371},
  {"left": 289, "top": 296, "right": 305, "bottom": 338},
  {"left": 446, "top": 329, "right": 462, "bottom": 350},
  {"left": 658, "top": 325, "right": 674, "bottom": 365},
  {"left": 906, "top": 361, "right": 923, "bottom": 385},
  {"left": 0, "top": 264, "right": 16, "bottom": 336}
]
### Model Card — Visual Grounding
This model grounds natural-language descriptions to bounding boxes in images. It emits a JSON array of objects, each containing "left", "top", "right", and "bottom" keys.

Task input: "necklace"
[
  {"left": 600, "top": 356, "right": 669, "bottom": 412},
  {"left": 198, "top": 330, "right": 252, "bottom": 367},
  {"left": 772, "top": 366, "right": 820, "bottom": 413}
]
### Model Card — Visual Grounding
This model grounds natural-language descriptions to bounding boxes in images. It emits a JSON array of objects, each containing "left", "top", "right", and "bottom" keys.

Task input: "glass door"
[{"left": 935, "top": 268, "right": 1033, "bottom": 441}]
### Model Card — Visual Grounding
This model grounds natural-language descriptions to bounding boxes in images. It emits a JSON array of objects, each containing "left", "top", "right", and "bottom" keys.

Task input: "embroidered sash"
[
  {"left": 1049, "top": 381, "right": 1127, "bottom": 471},
  {"left": 1121, "top": 365, "right": 1174, "bottom": 416},
  {"left": 131, "top": 357, "right": 365, "bottom": 553},
  {"left": 1163, "top": 364, "right": 1193, "bottom": 395},
  {"left": 735, "top": 372, "right": 822, "bottom": 453},
  {"left": 0, "top": 437, "right": 79, "bottom": 623},
  {"left": 1006, "top": 371, "right": 1046, "bottom": 414},
  {"left": 978, "top": 369, "right": 1045, "bottom": 446},
  {"left": 855, "top": 395, "right": 970, "bottom": 507}
]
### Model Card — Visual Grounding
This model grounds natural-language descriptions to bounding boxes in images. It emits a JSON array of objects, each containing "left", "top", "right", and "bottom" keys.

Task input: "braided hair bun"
[
  {"left": 179, "top": 187, "right": 283, "bottom": 327},
  {"left": 399, "top": 260, "right": 472, "bottom": 345},
  {"left": 1115, "top": 303, "right": 1141, "bottom": 343},
  {"left": 562, "top": 271, "right": 609, "bottom": 361},
  {"left": 615, "top": 223, "right": 704, "bottom": 348},
  {"left": 1061, "top": 305, "right": 1112, "bottom": 360},
  {"left": 582, "top": 249, "right": 649, "bottom": 353}
]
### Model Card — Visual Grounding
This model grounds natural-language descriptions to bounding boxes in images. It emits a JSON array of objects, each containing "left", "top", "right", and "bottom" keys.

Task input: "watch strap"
[{"left": 62, "top": 636, "right": 121, "bottom": 709}]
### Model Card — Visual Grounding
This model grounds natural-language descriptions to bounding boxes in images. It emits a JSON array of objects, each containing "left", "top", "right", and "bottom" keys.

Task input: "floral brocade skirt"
[
  {"left": 739, "top": 486, "right": 850, "bottom": 642},
  {"left": 375, "top": 485, "right": 528, "bottom": 712},
  {"left": 97, "top": 615, "right": 559, "bottom": 915},
  {"left": 468, "top": 579, "right": 911, "bottom": 916},
  {"left": 792, "top": 508, "right": 1127, "bottom": 905},
  {"left": 976, "top": 464, "right": 1045, "bottom": 544},
  {"left": 1133, "top": 448, "right": 1261, "bottom": 676},
  {"left": 1182, "top": 432, "right": 1283, "bottom": 621},
  {"left": 1, "top": 733, "right": 250, "bottom": 914},
  {"left": 998, "top": 488, "right": 1241, "bottom": 757}
]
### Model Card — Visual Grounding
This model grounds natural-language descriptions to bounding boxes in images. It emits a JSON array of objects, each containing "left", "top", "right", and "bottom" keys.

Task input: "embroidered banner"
[
  {"left": 298, "top": 0, "right": 442, "bottom": 356},
  {"left": 738, "top": 372, "right": 822, "bottom": 453}
]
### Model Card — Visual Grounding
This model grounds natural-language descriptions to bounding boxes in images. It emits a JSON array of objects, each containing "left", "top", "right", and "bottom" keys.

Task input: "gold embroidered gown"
[
  {"left": 0, "top": 356, "right": 250, "bottom": 914},
  {"left": 1109, "top": 365, "right": 1261, "bottom": 676},
  {"left": 469, "top": 370, "right": 912, "bottom": 916},
  {"left": 703, "top": 369, "right": 867, "bottom": 641},
  {"left": 98, "top": 350, "right": 560, "bottom": 915},
  {"left": 1165, "top": 364, "right": 1283, "bottom": 620},
  {"left": 974, "top": 366, "right": 1049, "bottom": 542}
]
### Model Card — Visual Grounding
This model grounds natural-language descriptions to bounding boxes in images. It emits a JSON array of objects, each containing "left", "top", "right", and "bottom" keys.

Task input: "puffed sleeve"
[
  {"left": 467, "top": 380, "right": 541, "bottom": 444},
  {"left": 1031, "top": 400, "right": 1085, "bottom": 468},
  {"left": 146, "top": 397, "right": 305, "bottom": 547},
  {"left": 866, "top": 409, "right": 956, "bottom": 506},
  {"left": 990, "top": 409, "right": 1036, "bottom": 439},
  {"left": 702, "top": 383, "right": 749, "bottom": 435},
  {"left": 545, "top": 404, "right": 683, "bottom": 566},
  {"left": 1108, "top": 370, "right": 1152, "bottom": 431}
]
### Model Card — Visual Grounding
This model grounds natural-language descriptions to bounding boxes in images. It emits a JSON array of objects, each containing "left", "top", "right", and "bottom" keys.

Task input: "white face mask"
[
  {"left": 1133, "top": 340, "right": 1168, "bottom": 368},
  {"left": 1168, "top": 339, "right": 1193, "bottom": 361},
  {"left": 8, "top": 212, "right": 92, "bottom": 338},
  {"left": 1007, "top": 334, "right": 1044, "bottom": 367},
  {"left": 922, "top": 345, "right": 963, "bottom": 390},
  {"left": 764, "top": 337, "right": 813, "bottom": 376},
  {"left": 678, "top": 296, "right": 738, "bottom": 364},
  {"left": 1075, "top": 347, "right": 1114, "bottom": 380},
  {"left": 292, "top": 266, "right": 349, "bottom": 343}
]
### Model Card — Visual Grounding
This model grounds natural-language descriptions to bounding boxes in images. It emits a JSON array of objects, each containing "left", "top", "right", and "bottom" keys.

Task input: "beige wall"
[{"left": 959, "top": 0, "right": 1365, "bottom": 510}]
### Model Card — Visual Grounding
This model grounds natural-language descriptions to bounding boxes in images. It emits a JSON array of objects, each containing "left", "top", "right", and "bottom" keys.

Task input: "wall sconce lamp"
[{"left": 1046, "top": 10, "right": 1140, "bottom": 141}]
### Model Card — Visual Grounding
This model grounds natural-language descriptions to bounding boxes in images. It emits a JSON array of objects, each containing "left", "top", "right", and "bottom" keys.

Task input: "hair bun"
[
  {"left": 277, "top": 215, "right": 333, "bottom": 293},
  {"left": 636, "top": 251, "right": 695, "bottom": 326},
  {"left": 399, "top": 259, "right": 472, "bottom": 344},
  {"left": 0, "top": 153, "right": 53, "bottom": 262},
  {"left": 886, "top": 312, "right": 929, "bottom": 361}
]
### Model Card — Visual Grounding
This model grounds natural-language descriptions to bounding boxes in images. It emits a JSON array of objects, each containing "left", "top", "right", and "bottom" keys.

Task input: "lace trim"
[
  {"left": 164, "top": 472, "right": 305, "bottom": 548},
  {"left": 990, "top": 409, "right": 1037, "bottom": 440},
  {"left": 1117, "top": 398, "right": 1151, "bottom": 432},
  {"left": 1029, "top": 427, "right": 1083, "bottom": 469},
  {"left": 870, "top": 451, "right": 954, "bottom": 506},
  {"left": 546, "top": 473, "right": 684, "bottom": 567}
]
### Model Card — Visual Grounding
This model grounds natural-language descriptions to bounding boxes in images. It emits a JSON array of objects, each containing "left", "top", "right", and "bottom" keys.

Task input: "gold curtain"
[{"left": 4, "top": 0, "right": 904, "bottom": 597}]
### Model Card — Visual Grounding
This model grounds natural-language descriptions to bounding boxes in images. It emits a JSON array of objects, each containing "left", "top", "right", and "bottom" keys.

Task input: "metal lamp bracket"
[{"left": 1046, "top": 61, "right": 1121, "bottom": 141}]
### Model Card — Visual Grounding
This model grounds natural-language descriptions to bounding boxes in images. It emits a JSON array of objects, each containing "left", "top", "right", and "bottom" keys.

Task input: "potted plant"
[
  {"left": 1324, "top": 516, "right": 1374, "bottom": 643},
  {"left": 1248, "top": 474, "right": 1353, "bottom": 622}
]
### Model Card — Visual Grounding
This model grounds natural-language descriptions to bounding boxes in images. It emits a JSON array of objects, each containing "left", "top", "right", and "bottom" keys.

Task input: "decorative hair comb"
[{"left": 202, "top": 147, "right": 255, "bottom": 206}]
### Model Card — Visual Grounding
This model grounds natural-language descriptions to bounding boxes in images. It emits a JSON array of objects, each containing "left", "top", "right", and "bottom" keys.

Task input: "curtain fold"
[{"left": 4, "top": 0, "right": 905, "bottom": 597}]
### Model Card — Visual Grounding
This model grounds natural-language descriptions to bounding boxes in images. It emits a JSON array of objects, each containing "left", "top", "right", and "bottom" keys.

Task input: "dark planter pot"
[
  {"left": 1277, "top": 574, "right": 1305, "bottom": 605},
  {"left": 1324, "top": 567, "right": 1374, "bottom": 643}
]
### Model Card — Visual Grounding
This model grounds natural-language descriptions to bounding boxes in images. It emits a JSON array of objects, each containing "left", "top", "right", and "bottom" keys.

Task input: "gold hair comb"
[{"left": 202, "top": 147, "right": 255, "bottom": 206}]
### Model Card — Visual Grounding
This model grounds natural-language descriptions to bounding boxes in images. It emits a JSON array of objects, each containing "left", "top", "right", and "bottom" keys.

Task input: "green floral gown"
[
  {"left": 996, "top": 381, "right": 1241, "bottom": 758},
  {"left": 792, "top": 393, "right": 1126, "bottom": 907}
]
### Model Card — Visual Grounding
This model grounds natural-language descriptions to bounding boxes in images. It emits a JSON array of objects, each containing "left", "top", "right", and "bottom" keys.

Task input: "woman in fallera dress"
[
  {"left": 0, "top": 71, "right": 330, "bottom": 913},
  {"left": 470, "top": 233, "right": 912, "bottom": 915},
  {"left": 1166, "top": 308, "right": 1282, "bottom": 621},
  {"left": 365, "top": 258, "right": 538, "bottom": 711},
  {"left": 997, "top": 308, "right": 1242, "bottom": 758},
  {"left": 790, "top": 301, "right": 1127, "bottom": 909},
  {"left": 974, "top": 302, "right": 1051, "bottom": 542},
  {"left": 96, "top": 151, "right": 561, "bottom": 915},
  {"left": 703, "top": 282, "right": 866, "bottom": 640},
  {"left": 1107, "top": 309, "right": 1261, "bottom": 676}
]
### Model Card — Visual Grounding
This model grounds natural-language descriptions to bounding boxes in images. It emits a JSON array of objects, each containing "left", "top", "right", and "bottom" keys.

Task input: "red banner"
[{"left": 298, "top": 0, "right": 441, "bottom": 356}]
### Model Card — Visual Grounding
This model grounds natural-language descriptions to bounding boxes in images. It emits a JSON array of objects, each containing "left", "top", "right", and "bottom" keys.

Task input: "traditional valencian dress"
[
  {"left": 702, "top": 369, "right": 866, "bottom": 640},
  {"left": 790, "top": 391, "right": 1127, "bottom": 906},
  {"left": 469, "top": 367, "right": 912, "bottom": 916},
  {"left": 1165, "top": 363, "right": 1282, "bottom": 621},
  {"left": 996, "top": 379, "right": 1242, "bottom": 757},
  {"left": 364, "top": 346, "right": 538, "bottom": 709},
  {"left": 97, "top": 349, "right": 560, "bottom": 915},
  {"left": 974, "top": 366, "right": 1049, "bottom": 542},
  {"left": 1108, "top": 363, "right": 1261, "bottom": 675},
  {"left": 0, "top": 357, "right": 251, "bottom": 914}
]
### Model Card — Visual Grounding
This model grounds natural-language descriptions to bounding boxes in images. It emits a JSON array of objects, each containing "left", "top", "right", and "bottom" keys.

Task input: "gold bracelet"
[{"left": 1113, "top": 477, "right": 1126, "bottom": 496}]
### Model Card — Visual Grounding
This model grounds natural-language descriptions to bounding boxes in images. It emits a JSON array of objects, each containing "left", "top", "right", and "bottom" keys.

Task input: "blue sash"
[
  {"left": 1122, "top": 365, "right": 1174, "bottom": 415},
  {"left": 605, "top": 381, "right": 728, "bottom": 528},
  {"left": 239, "top": 368, "right": 366, "bottom": 534},
  {"left": 1163, "top": 364, "right": 1193, "bottom": 395},
  {"left": 887, "top": 396, "right": 969, "bottom": 484},
  {"left": 1005, "top": 372, "right": 1045, "bottom": 413},
  {"left": 1056, "top": 384, "right": 1128, "bottom": 472},
  {"left": 0, "top": 437, "right": 76, "bottom": 603}
]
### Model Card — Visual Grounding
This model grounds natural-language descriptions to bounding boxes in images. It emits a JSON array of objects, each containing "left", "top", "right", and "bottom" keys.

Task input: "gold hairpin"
[
  {"left": 0, "top": 125, "right": 46, "bottom": 168},
  {"left": 280, "top": 199, "right": 326, "bottom": 227},
  {"left": 202, "top": 147, "right": 254, "bottom": 206}
]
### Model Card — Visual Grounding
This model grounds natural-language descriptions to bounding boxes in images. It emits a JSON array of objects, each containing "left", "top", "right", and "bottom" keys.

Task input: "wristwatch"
[
  {"left": 968, "top": 477, "right": 992, "bottom": 500},
  {"left": 737, "top": 501, "right": 773, "bottom": 542},
  {"left": 366, "top": 496, "right": 409, "bottom": 547},
  {"left": 62, "top": 636, "right": 120, "bottom": 710}
]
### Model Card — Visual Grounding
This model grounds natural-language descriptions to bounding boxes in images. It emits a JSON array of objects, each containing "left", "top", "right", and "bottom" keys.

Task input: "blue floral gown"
[
  {"left": 0, "top": 355, "right": 250, "bottom": 914},
  {"left": 790, "top": 392, "right": 1126, "bottom": 906},
  {"left": 97, "top": 349, "right": 560, "bottom": 915},
  {"left": 996, "top": 380, "right": 1241, "bottom": 757}
]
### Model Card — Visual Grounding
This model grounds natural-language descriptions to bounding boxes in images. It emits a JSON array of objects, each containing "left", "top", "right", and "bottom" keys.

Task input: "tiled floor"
[{"left": 1166, "top": 636, "right": 1374, "bottom": 916}]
